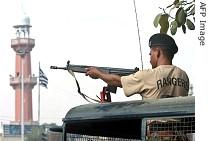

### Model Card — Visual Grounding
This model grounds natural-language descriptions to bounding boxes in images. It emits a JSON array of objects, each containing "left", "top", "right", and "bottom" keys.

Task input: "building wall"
[{"left": 0, "top": 136, "right": 20, "bottom": 141}]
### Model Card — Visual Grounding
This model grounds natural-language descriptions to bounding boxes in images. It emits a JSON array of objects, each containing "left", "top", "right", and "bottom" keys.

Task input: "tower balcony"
[
  {"left": 11, "top": 38, "right": 35, "bottom": 54},
  {"left": 10, "top": 76, "right": 37, "bottom": 89}
]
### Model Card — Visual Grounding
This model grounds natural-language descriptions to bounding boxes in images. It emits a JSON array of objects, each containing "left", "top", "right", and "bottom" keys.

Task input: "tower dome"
[{"left": 21, "top": 16, "right": 31, "bottom": 26}]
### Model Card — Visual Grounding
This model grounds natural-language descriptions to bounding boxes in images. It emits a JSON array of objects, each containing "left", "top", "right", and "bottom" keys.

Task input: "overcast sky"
[{"left": 0, "top": 0, "right": 209, "bottom": 139}]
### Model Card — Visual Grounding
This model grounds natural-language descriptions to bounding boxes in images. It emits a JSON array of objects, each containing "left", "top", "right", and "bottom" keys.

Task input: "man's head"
[{"left": 149, "top": 33, "right": 178, "bottom": 68}]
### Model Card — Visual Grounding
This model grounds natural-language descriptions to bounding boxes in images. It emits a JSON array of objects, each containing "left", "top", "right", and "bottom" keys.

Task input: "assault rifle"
[
  {"left": 50, "top": 60, "right": 139, "bottom": 102},
  {"left": 50, "top": 60, "right": 139, "bottom": 76}
]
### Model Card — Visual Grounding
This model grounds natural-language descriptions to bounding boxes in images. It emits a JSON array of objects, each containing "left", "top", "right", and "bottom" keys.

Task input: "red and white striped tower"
[{"left": 10, "top": 16, "right": 37, "bottom": 123}]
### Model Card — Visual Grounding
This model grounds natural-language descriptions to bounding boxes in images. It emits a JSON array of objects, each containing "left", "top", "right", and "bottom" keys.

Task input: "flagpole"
[{"left": 38, "top": 61, "right": 41, "bottom": 125}]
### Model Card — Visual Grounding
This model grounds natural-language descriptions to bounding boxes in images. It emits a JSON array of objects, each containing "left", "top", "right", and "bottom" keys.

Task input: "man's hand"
[
  {"left": 86, "top": 67, "right": 122, "bottom": 87},
  {"left": 85, "top": 67, "right": 102, "bottom": 79}
]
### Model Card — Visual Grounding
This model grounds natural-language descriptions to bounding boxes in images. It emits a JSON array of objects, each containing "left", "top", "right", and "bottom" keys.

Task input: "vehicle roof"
[{"left": 63, "top": 96, "right": 195, "bottom": 123}]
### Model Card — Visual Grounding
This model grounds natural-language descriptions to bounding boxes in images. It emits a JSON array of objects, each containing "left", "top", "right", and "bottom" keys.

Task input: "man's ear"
[{"left": 157, "top": 48, "right": 161, "bottom": 58}]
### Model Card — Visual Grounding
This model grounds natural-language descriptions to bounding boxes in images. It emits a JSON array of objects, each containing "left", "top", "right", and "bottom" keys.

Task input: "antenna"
[
  {"left": 20, "top": 0, "right": 27, "bottom": 16},
  {"left": 133, "top": 0, "right": 144, "bottom": 70}
]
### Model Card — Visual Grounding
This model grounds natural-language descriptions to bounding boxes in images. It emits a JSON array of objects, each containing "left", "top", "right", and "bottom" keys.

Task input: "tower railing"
[{"left": 10, "top": 76, "right": 37, "bottom": 89}]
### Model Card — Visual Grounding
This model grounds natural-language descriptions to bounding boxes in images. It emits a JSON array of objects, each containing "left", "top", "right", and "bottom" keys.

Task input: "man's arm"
[{"left": 86, "top": 67, "right": 122, "bottom": 87}]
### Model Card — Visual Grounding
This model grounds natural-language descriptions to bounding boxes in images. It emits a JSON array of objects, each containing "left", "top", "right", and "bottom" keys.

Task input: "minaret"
[{"left": 10, "top": 16, "right": 37, "bottom": 123}]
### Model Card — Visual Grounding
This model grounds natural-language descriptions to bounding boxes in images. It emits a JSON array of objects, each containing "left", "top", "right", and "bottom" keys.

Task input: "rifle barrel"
[{"left": 50, "top": 66, "right": 67, "bottom": 70}]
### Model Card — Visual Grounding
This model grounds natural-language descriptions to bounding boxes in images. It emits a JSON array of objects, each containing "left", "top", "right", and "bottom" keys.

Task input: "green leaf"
[
  {"left": 170, "top": 20, "right": 178, "bottom": 28},
  {"left": 153, "top": 13, "right": 162, "bottom": 28},
  {"left": 175, "top": 8, "right": 182, "bottom": 26},
  {"left": 173, "top": 0, "right": 179, "bottom": 6},
  {"left": 175, "top": 8, "right": 187, "bottom": 27},
  {"left": 159, "top": 14, "right": 169, "bottom": 27},
  {"left": 182, "top": 25, "right": 186, "bottom": 34},
  {"left": 186, "top": 19, "right": 195, "bottom": 30},
  {"left": 185, "top": 4, "right": 194, "bottom": 11},
  {"left": 170, "top": 20, "right": 178, "bottom": 35},
  {"left": 175, "top": 1, "right": 182, "bottom": 8},
  {"left": 159, "top": 14, "right": 169, "bottom": 33}
]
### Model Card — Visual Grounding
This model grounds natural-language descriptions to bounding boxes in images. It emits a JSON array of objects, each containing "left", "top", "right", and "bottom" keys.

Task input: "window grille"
[
  {"left": 146, "top": 116, "right": 195, "bottom": 141},
  {"left": 66, "top": 133, "right": 141, "bottom": 141}
]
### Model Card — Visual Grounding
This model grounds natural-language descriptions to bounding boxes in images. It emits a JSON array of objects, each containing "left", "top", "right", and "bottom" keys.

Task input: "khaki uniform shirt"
[{"left": 121, "top": 65, "right": 189, "bottom": 99}]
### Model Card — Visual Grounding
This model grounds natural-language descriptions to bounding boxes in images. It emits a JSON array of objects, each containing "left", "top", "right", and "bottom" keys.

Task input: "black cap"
[{"left": 149, "top": 33, "right": 178, "bottom": 54}]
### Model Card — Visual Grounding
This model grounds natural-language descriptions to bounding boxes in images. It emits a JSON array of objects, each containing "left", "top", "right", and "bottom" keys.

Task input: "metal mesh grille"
[
  {"left": 146, "top": 116, "right": 195, "bottom": 141},
  {"left": 67, "top": 133, "right": 141, "bottom": 141},
  {"left": 48, "top": 131, "right": 62, "bottom": 141}
]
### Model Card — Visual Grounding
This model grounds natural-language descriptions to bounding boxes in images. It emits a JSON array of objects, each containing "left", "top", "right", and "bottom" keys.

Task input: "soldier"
[{"left": 86, "top": 33, "right": 189, "bottom": 99}]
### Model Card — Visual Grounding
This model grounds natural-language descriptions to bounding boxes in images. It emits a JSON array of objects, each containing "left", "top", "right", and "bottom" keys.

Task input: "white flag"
[{"left": 39, "top": 68, "right": 48, "bottom": 88}]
